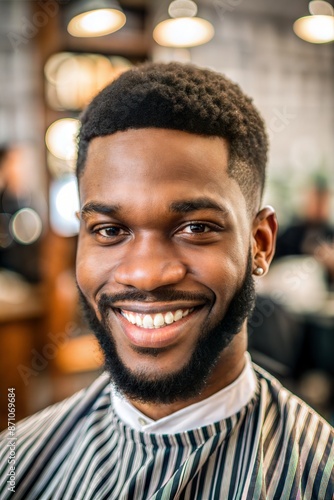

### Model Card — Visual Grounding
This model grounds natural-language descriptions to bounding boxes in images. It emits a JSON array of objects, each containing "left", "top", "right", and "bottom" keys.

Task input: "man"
[{"left": 0, "top": 62, "right": 333, "bottom": 499}]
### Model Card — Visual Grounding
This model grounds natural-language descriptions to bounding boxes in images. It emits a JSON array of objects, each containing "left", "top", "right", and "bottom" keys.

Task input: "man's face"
[{"left": 77, "top": 128, "right": 255, "bottom": 402}]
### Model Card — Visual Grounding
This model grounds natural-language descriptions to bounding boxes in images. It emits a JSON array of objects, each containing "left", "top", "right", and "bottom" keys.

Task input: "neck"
[{"left": 129, "top": 332, "right": 247, "bottom": 421}]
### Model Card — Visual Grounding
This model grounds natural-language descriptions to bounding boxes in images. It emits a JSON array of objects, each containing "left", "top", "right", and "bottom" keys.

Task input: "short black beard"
[{"left": 78, "top": 252, "right": 255, "bottom": 405}]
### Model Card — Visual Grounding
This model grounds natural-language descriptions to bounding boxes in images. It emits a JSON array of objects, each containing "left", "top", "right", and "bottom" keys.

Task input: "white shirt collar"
[{"left": 111, "top": 352, "right": 257, "bottom": 434}]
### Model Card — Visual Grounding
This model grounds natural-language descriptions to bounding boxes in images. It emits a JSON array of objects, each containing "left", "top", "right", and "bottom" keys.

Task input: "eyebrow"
[
  {"left": 169, "top": 198, "right": 229, "bottom": 215},
  {"left": 80, "top": 202, "right": 121, "bottom": 220},
  {"left": 80, "top": 197, "right": 229, "bottom": 220}
]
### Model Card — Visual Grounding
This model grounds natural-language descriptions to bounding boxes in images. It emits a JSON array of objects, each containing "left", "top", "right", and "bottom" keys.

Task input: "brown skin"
[{"left": 76, "top": 128, "right": 277, "bottom": 420}]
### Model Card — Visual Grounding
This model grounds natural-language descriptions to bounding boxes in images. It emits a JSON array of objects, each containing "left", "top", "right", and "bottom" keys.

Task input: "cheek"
[
  {"left": 193, "top": 241, "right": 248, "bottom": 304},
  {"left": 76, "top": 239, "right": 110, "bottom": 299},
  {"left": 207, "top": 259, "right": 239, "bottom": 299}
]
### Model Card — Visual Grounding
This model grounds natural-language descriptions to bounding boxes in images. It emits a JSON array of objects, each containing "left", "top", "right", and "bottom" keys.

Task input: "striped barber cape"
[{"left": 0, "top": 365, "right": 333, "bottom": 499}]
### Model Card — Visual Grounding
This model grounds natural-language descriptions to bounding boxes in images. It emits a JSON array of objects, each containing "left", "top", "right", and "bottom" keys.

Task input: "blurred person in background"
[
  {"left": 0, "top": 146, "right": 41, "bottom": 283},
  {"left": 275, "top": 179, "right": 334, "bottom": 288},
  {"left": 250, "top": 179, "right": 334, "bottom": 429}
]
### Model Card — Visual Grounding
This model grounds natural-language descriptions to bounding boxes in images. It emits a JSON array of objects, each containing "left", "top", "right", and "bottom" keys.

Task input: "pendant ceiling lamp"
[
  {"left": 293, "top": 1, "right": 334, "bottom": 43},
  {"left": 153, "top": 0, "right": 214, "bottom": 48},
  {"left": 67, "top": 0, "right": 126, "bottom": 37}
]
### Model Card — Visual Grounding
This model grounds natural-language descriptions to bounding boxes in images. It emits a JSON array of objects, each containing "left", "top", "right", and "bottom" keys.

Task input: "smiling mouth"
[{"left": 120, "top": 308, "right": 195, "bottom": 329}]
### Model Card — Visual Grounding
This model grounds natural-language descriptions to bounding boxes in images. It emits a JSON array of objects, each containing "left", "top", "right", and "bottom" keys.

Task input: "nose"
[{"left": 114, "top": 237, "right": 187, "bottom": 291}]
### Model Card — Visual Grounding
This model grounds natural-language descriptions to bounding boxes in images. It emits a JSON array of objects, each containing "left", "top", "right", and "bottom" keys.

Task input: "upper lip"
[{"left": 112, "top": 302, "right": 205, "bottom": 315}]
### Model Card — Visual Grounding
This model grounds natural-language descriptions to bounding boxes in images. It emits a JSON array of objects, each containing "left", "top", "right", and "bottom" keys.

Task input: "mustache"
[{"left": 97, "top": 290, "right": 212, "bottom": 314}]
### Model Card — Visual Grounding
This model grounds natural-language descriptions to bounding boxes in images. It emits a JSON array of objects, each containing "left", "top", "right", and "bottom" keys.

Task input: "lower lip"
[{"left": 114, "top": 308, "right": 201, "bottom": 349}]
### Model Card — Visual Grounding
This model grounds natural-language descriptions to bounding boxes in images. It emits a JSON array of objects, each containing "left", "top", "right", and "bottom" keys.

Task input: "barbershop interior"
[{"left": 0, "top": 0, "right": 333, "bottom": 430}]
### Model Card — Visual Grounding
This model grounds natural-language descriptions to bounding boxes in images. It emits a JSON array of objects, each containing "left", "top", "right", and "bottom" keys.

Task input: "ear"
[{"left": 251, "top": 205, "right": 278, "bottom": 276}]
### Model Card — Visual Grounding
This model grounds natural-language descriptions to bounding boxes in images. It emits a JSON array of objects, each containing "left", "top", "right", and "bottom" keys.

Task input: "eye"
[
  {"left": 93, "top": 225, "right": 129, "bottom": 242},
  {"left": 176, "top": 221, "right": 224, "bottom": 240},
  {"left": 182, "top": 223, "right": 211, "bottom": 234}
]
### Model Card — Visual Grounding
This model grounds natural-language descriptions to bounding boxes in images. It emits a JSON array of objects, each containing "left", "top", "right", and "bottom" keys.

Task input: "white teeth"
[
  {"left": 174, "top": 309, "right": 183, "bottom": 321},
  {"left": 143, "top": 315, "right": 154, "bottom": 329},
  {"left": 164, "top": 312, "right": 174, "bottom": 324},
  {"left": 153, "top": 313, "right": 164, "bottom": 328},
  {"left": 121, "top": 308, "right": 194, "bottom": 329}
]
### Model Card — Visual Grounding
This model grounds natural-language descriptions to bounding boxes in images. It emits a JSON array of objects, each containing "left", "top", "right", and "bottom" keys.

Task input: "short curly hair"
[{"left": 77, "top": 62, "right": 268, "bottom": 211}]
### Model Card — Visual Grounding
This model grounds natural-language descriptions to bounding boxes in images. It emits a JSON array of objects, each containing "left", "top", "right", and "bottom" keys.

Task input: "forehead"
[{"left": 79, "top": 128, "right": 247, "bottom": 214}]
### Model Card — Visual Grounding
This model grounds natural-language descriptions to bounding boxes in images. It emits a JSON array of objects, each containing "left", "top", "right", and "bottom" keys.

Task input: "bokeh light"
[
  {"left": 45, "top": 118, "right": 80, "bottom": 161},
  {"left": 10, "top": 208, "right": 43, "bottom": 245},
  {"left": 50, "top": 177, "right": 80, "bottom": 237},
  {"left": 153, "top": 17, "right": 214, "bottom": 48},
  {"left": 67, "top": 8, "right": 126, "bottom": 37},
  {"left": 45, "top": 53, "right": 131, "bottom": 111}
]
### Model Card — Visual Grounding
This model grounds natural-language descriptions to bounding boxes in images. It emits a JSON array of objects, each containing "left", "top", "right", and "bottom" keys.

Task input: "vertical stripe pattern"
[{"left": 0, "top": 365, "right": 333, "bottom": 499}]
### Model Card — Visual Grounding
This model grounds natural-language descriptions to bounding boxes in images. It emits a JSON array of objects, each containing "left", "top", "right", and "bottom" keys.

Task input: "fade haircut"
[{"left": 77, "top": 62, "right": 268, "bottom": 212}]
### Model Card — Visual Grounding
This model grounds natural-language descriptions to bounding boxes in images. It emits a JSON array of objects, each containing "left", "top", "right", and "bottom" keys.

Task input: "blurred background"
[{"left": 0, "top": 0, "right": 333, "bottom": 429}]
